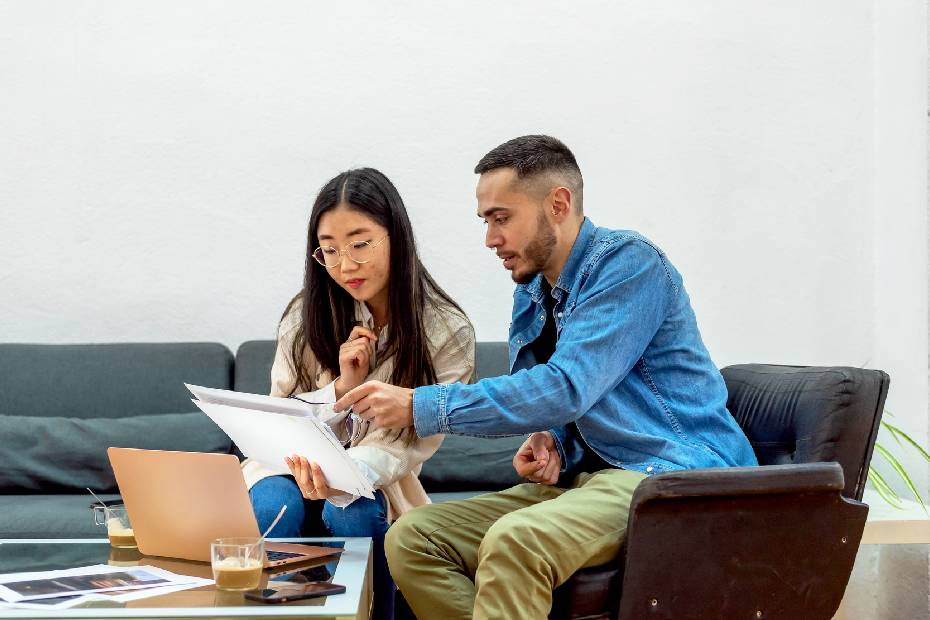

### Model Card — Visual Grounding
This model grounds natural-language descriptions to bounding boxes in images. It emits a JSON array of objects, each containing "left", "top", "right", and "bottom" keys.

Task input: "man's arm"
[{"left": 413, "top": 238, "right": 675, "bottom": 437}]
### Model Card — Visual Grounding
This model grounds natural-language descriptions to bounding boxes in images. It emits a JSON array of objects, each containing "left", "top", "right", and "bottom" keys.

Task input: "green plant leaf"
[
  {"left": 874, "top": 443, "right": 929, "bottom": 515},
  {"left": 881, "top": 420, "right": 905, "bottom": 448},
  {"left": 868, "top": 464, "right": 904, "bottom": 508},
  {"left": 882, "top": 421, "right": 930, "bottom": 463}
]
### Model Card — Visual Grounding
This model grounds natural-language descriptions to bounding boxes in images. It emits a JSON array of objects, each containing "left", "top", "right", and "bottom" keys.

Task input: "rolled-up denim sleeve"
[{"left": 412, "top": 239, "right": 674, "bottom": 438}]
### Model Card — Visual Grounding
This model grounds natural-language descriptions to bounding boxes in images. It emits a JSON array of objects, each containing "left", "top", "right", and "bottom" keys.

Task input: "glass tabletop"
[{"left": 0, "top": 538, "right": 371, "bottom": 619}]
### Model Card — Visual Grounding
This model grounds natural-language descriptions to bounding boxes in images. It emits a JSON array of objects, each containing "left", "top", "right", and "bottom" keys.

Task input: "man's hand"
[
  {"left": 513, "top": 432, "right": 561, "bottom": 485},
  {"left": 334, "top": 381, "right": 414, "bottom": 429},
  {"left": 285, "top": 455, "right": 337, "bottom": 499},
  {"left": 334, "top": 326, "right": 377, "bottom": 399}
]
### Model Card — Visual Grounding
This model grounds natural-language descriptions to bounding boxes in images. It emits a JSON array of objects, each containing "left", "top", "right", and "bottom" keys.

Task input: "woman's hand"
[
  {"left": 334, "top": 326, "right": 378, "bottom": 399},
  {"left": 285, "top": 455, "right": 337, "bottom": 499}
]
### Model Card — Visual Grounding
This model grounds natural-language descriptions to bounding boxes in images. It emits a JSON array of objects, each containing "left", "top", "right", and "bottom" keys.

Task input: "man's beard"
[{"left": 512, "top": 210, "right": 556, "bottom": 284}]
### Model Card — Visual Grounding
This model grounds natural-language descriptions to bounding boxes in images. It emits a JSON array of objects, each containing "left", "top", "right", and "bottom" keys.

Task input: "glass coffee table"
[{"left": 0, "top": 538, "right": 372, "bottom": 619}]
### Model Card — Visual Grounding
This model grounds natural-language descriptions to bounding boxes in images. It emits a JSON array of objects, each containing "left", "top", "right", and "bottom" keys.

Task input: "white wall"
[{"left": 1, "top": 2, "right": 926, "bottom": 491}]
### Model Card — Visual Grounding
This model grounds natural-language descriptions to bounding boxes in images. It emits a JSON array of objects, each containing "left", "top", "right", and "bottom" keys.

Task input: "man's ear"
[{"left": 549, "top": 186, "right": 574, "bottom": 219}]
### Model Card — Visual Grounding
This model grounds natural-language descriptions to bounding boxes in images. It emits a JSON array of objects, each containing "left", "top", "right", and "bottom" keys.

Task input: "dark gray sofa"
[{"left": 0, "top": 341, "right": 522, "bottom": 538}]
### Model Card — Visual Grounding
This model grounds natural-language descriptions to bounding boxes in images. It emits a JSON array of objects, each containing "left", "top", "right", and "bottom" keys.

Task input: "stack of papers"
[
  {"left": 186, "top": 384, "right": 375, "bottom": 499},
  {"left": 0, "top": 564, "right": 211, "bottom": 610}
]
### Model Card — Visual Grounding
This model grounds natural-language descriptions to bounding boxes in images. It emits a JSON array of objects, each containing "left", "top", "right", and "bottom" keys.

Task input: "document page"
[
  {"left": 0, "top": 564, "right": 209, "bottom": 604},
  {"left": 187, "top": 385, "right": 375, "bottom": 499}
]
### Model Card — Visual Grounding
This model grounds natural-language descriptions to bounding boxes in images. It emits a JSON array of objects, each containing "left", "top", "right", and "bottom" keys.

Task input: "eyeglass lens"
[{"left": 314, "top": 241, "right": 375, "bottom": 267}]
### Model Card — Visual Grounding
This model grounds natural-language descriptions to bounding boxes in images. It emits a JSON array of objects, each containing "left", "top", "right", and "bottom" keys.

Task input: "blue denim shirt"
[{"left": 413, "top": 218, "right": 758, "bottom": 476}]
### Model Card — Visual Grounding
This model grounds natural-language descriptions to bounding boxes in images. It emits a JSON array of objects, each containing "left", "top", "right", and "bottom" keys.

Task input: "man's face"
[{"left": 477, "top": 168, "right": 556, "bottom": 284}]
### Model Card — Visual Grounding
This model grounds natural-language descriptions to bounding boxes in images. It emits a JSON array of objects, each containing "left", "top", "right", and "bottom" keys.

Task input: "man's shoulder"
[
  {"left": 590, "top": 226, "right": 664, "bottom": 256},
  {"left": 583, "top": 227, "right": 668, "bottom": 274}
]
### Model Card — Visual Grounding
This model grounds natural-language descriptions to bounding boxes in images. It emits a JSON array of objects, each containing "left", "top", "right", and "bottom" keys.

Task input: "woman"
[{"left": 244, "top": 167, "right": 475, "bottom": 620}]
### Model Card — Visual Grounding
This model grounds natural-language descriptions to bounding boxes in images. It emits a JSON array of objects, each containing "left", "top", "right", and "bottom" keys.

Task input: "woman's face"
[{"left": 315, "top": 205, "right": 391, "bottom": 308}]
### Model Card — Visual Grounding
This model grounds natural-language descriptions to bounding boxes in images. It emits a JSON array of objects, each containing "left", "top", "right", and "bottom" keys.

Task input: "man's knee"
[
  {"left": 478, "top": 512, "right": 545, "bottom": 561},
  {"left": 386, "top": 506, "right": 429, "bottom": 554},
  {"left": 385, "top": 505, "right": 441, "bottom": 577}
]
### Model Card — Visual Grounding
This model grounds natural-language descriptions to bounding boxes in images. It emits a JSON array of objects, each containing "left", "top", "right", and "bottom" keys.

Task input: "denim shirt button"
[
  {"left": 557, "top": 312, "right": 563, "bottom": 318},
  {"left": 539, "top": 315, "right": 545, "bottom": 321},
  {"left": 646, "top": 466, "right": 654, "bottom": 473}
]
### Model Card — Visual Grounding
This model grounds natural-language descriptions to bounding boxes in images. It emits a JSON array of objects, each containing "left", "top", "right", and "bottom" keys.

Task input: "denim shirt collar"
[{"left": 522, "top": 217, "right": 595, "bottom": 304}]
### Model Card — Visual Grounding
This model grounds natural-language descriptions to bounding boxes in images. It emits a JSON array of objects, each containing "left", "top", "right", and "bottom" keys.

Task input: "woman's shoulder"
[{"left": 277, "top": 294, "right": 303, "bottom": 338}]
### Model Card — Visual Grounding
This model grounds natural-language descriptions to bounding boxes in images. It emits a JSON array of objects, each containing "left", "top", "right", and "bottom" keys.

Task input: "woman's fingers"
[
  {"left": 347, "top": 326, "right": 378, "bottom": 342},
  {"left": 309, "top": 462, "right": 329, "bottom": 496},
  {"left": 288, "top": 454, "right": 315, "bottom": 498},
  {"left": 339, "top": 339, "right": 370, "bottom": 358},
  {"left": 339, "top": 340, "right": 371, "bottom": 366}
]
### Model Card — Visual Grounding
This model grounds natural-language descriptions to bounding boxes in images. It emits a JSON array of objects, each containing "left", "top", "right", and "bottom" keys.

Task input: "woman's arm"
[{"left": 339, "top": 310, "right": 477, "bottom": 494}]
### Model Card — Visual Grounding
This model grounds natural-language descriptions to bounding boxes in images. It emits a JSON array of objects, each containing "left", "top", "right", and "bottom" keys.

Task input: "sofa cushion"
[
  {"left": 0, "top": 343, "right": 233, "bottom": 419},
  {"left": 419, "top": 434, "right": 526, "bottom": 492},
  {"left": 0, "top": 493, "right": 121, "bottom": 539},
  {"left": 475, "top": 341, "right": 509, "bottom": 379},
  {"left": 235, "top": 340, "right": 277, "bottom": 395},
  {"left": 0, "top": 413, "right": 232, "bottom": 493}
]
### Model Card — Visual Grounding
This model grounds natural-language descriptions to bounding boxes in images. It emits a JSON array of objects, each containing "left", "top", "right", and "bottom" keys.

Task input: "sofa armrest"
[
  {"left": 633, "top": 461, "right": 845, "bottom": 502},
  {"left": 617, "top": 462, "right": 867, "bottom": 620}
]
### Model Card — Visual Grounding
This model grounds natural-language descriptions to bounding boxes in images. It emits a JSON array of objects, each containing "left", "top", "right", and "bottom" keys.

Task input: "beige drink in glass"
[
  {"left": 211, "top": 537, "right": 264, "bottom": 591},
  {"left": 94, "top": 505, "right": 137, "bottom": 548}
]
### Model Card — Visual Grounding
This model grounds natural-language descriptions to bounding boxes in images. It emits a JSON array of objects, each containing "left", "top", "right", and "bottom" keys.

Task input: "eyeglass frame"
[{"left": 312, "top": 235, "right": 389, "bottom": 268}]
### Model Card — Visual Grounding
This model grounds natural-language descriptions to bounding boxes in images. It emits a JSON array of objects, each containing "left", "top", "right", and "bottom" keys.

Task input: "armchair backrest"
[{"left": 720, "top": 364, "right": 889, "bottom": 500}]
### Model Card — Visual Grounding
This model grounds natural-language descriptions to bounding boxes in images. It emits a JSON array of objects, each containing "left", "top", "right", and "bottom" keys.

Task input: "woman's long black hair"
[{"left": 284, "top": 167, "right": 464, "bottom": 394}]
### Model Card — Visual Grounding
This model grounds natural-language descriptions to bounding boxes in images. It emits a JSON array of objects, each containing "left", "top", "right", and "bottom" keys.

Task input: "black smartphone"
[{"left": 245, "top": 581, "right": 347, "bottom": 604}]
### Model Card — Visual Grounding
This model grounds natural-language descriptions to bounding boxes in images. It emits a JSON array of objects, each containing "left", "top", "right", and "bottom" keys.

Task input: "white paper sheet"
[
  {"left": 187, "top": 385, "right": 375, "bottom": 499},
  {"left": 0, "top": 581, "right": 209, "bottom": 610},
  {"left": 186, "top": 383, "right": 317, "bottom": 417},
  {"left": 0, "top": 563, "right": 209, "bottom": 604}
]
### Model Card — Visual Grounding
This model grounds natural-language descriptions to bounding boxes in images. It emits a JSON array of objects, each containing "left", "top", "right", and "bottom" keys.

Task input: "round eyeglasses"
[{"left": 312, "top": 235, "right": 388, "bottom": 268}]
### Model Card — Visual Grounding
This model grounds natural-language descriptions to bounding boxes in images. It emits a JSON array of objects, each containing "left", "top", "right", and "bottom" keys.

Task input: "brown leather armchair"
[{"left": 549, "top": 364, "right": 889, "bottom": 620}]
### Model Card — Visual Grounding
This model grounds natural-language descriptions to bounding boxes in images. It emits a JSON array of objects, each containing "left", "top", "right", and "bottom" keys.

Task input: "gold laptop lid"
[{"left": 108, "top": 447, "right": 260, "bottom": 562}]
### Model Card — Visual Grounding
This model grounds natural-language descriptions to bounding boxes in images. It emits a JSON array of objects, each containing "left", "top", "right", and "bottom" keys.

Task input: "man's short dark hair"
[{"left": 474, "top": 135, "right": 583, "bottom": 214}]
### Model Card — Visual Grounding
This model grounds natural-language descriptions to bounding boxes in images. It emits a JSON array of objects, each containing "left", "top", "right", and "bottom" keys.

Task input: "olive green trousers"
[{"left": 385, "top": 468, "right": 646, "bottom": 620}]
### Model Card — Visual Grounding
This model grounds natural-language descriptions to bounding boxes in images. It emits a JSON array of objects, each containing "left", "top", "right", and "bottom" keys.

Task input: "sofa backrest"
[
  {"left": 0, "top": 343, "right": 234, "bottom": 419},
  {"left": 234, "top": 340, "right": 277, "bottom": 395},
  {"left": 0, "top": 343, "right": 235, "bottom": 494},
  {"left": 720, "top": 364, "right": 889, "bottom": 501}
]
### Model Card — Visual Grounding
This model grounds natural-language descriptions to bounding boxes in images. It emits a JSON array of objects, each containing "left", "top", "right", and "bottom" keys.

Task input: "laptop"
[{"left": 107, "top": 447, "right": 343, "bottom": 565}]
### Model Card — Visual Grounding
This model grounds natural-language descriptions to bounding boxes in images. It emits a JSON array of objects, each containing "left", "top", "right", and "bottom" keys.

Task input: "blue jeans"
[{"left": 250, "top": 475, "right": 395, "bottom": 620}]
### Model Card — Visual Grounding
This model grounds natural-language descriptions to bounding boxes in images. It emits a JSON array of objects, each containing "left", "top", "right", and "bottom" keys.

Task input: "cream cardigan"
[{"left": 242, "top": 296, "right": 475, "bottom": 522}]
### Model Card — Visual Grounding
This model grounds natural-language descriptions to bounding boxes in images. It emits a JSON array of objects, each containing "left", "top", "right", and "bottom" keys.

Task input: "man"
[{"left": 334, "top": 135, "right": 758, "bottom": 619}]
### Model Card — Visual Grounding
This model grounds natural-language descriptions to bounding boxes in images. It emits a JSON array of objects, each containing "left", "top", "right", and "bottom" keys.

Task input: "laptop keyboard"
[{"left": 266, "top": 550, "right": 307, "bottom": 562}]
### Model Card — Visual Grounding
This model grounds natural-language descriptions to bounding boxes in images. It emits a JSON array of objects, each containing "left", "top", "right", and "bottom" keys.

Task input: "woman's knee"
[
  {"left": 249, "top": 476, "right": 305, "bottom": 535},
  {"left": 322, "top": 494, "right": 389, "bottom": 538}
]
